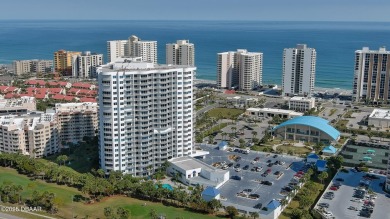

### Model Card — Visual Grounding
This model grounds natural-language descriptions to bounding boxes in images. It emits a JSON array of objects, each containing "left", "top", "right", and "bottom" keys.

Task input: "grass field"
[
  {"left": 207, "top": 108, "right": 244, "bottom": 120},
  {"left": 0, "top": 167, "right": 219, "bottom": 219}
]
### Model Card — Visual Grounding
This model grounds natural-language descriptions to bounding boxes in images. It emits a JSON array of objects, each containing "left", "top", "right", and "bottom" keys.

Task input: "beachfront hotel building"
[
  {"left": 353, "top": 47, "right": 390, "bottom": 103},
  {"left": 97, "top": 57, "right": 195, "bottom": 176},
  {"left": 71, "top": 51, "right": 103, "bottom": 78},
  {"left": 282, "top": 44, "right": 316, "bottom": 97},
  {"left": 0, "top": 112, "right": 59, "bottom": 158},
  {"left": 166, "top": 40, "right": 195, "bottom": 66},
  {"left": 107, "top": 35, "right": 157, "bottom": 64},
  {"left": 54, "top": 50, "right": 81, "bottom": 76},
  {"left": 55, "top": 102, "right": 98, "bottom": 145},
  {"left": 107, "top": 40, "right": 129, "bottom": 62},
  {"left": 13, "top": 59, "right": 53, "bottom": 75},
  {"left": 217, "top": 49, "right": 262, "bottom": 90}
]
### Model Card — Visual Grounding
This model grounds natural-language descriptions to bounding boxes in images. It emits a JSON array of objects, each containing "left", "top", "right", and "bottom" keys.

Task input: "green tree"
[
  {"left": 318, "top": 171, "right": 329, "bottom": 184},
  {"left": 56, "top": 155, "right": 68, "bottom": 166},
  {"left": 117, "top": 207, "right": 130, "bottom": 219},
  {"left": 367, "top": 132, "right": 373, "bottom": 141},
  {"left": 290, "top": 209, "right": 302, "bottom": 219},
  {"left": 149, "top": 209, "right": 158, "bottom": 219},
  {"left": 104, "top": 207, "right": 114, "bottom": 218},
  {"left": 207, "top": 199, "right": 222, "bottom": 213},
  {"left": 298, "top": 195, "right": 312, "bottom": 209},
  {"left": 251, "top": 131, "right": 257, "bottom": 139},
  {"left": 225, "top": 206, "right": 238, "bottom": 219}
]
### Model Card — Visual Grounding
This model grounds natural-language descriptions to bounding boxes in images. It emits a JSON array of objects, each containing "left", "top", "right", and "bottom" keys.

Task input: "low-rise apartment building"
[
  {"left": 0, "top": 113, "right": 59, "bottom": 158},
  {"left": 0, "top": 96, "right": 36, "bottom": 115},
  {"left": 288, "top": 96, "right": 316, "bottom": 112},
  {"left": 55, "top": 102, "right": 98, "bottom": 145}
]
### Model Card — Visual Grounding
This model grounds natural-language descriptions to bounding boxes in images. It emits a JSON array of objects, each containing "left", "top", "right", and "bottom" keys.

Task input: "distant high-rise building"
[
  {"left": 353, "top": 47, "right": 390, "bottom": 103},
  {"left": 107, "top": 35, "right": 157, "bottom": 63},
  {"left": 54, "top": 50, "right": 81, "bottom": 76},
  {"left": 97, "top": 58, "right": 195, "bottom": 176},
  {"left": 282, "top": 44, "right": 316, "bottom": 97},
  {"left": 166, "top": 40, "right": 195, "bottom": 66},
  {"left": 72, "top": 51, "right": 103, "bottom": 78},
  {"left": 13, "top": 59, "right": 53, "bottom": 75},
  {"left": 217, "top": 49, "right": 262, "bottom": 90},
  {"left": 128, "top": 35, "right": 157, "bottom": 64},
  {"left": 107, "top": 40, "right": 129, "bottom": 63}
]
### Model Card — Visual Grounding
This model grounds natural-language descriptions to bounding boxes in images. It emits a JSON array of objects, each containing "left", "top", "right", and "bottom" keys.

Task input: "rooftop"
[
  {"left": 169, "top": 156, "right": 227, "bottom": 175},
  {"left": 247, "top": 107, "right": 304, "bottom": 116},
  {"left": 290, "top": 96, "right": 315, "bottom": 101},
  {"left": 369, "top": 108, "right": 390, "bottom": 120}
]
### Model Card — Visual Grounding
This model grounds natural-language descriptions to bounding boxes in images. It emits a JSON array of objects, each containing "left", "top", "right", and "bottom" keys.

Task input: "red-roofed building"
[
  {"left": 36, "top": 88, "right": 48, "bottom": 94},
  {"left": 52, "top": 94, "right": 65, "bottom": 100},
  {"left": 4, "top": 93, "right": 17, "bottom": 99},
  {"left": 67, "top": 88, "right": 80, "bottom": 96},
  {"left": 47, "top": 81, "right": 59, "bottom": 87},
  {"left": 48, "top": 88, "right": 64, "bottom": 95},
  {"left": 20, "top": 93, "right": 34, "bottom": 97},
  {"left": 34, "top": 93, "right": 46, "bottom": 99},
  {"left": 25, "top": 80, "right": 46, "bottom": 87},
  {"left": 7, "top": 87, "right": 18, "bottom": 93},
  {"left": 224, "top": 90, "right": 236, "bottom": 94},
  {"left": 26, "top": 87, "right": 36, "bottom": 93},
  {"left": 64, "top": 96, "right": 75, "bottom": 101},
  {"left": 58, "top": 81, "right": 72, "bottom": 88},
  {"left": 72, "top": 82, "right": 96, "bottom": 90},
  {"left": 80, "top": 97, "right": 97, "bottom": 103}
]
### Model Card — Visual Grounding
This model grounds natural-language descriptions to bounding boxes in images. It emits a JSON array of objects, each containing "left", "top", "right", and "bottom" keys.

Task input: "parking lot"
[
  {"left": 199, "top": 144, "right": 305, "bottom": 212},
  {"left": 314, "top": 169, "right": 390, "bottom": 219}
]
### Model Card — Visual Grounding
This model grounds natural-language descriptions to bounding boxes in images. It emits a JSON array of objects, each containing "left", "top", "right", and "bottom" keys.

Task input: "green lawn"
[
  {"left": 277, "top": 145, "right": 311, "bottom": 155},
  {"left": 45, "top": 141, "right": 99, "bottom": 173},
  {"left": 329, "top": 109, "right": 337, "bottom": 116},
  {"left": 0, "top": 167, "right": 219, "bottom": 219},
  {"left": 207, "top": 108, "right": 244, "bottom": 120}
]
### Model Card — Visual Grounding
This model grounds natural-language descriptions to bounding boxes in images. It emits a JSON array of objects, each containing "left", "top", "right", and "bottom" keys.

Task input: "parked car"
[
  {"left": 243, "top": 165, "right": 249, "bottom": 170},
  {"left": 329, "top": 186, "right": 339, "bottom": 191},
  {"left": 318, "top": 203, "right": 329, "bottom": 208},
  {"left": 273, "top": 154, "right": 278, "bottom": 158},
  {"left": 253, "top": 203, "right": 263, "bottom": 209},
  {"left": 323, "top": 211, "right": 333, "bottom": 217},
  {"left": 235, "top": 168, "right": 241, "bottom": 172},
  {"left": 234, "top": 164, "right": 240, "bottom": 168},
  {"left": 261, "top": 180, "right": 273, "bottom": 186},
  {"left": 231, "top": 176, "right": 242, "bottom": 180}
]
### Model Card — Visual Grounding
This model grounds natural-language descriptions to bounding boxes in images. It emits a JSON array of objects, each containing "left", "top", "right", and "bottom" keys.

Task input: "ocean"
[{"left": 1, "top": 20, "right": 390, "bottom": 90}]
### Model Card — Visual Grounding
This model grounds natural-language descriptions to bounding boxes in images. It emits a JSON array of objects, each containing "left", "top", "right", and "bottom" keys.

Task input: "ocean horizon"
[{"left": 1, "top": 20, "right": 390, "bottom": 90}]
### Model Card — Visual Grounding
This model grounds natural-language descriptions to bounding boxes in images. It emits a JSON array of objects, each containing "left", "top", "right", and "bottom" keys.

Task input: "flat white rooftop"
[
  {"left": 290, "top": 96, "right": 315, "bottom": 101},
  {"left": 247, "top": 107, "right": 303, "bottom": 116},
  {"left": 369, "top": 108, "right": 390, "bottom": 120},
  {"left": 170, "top": 156, "right": 222, "bottom": 173}
]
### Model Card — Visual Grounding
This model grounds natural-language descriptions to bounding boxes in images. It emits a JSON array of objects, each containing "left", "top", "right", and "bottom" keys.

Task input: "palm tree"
[
  {"left": 251, "top": 131, "right": 257, "bottom": 139},
  {"left": 231, "top": 126, "right": 237, "bottom": 135},
  {"left": 249, "top": 212, "right": 260, "bottom": 219},
  {"left": 367, "top": 132, "right": 373, "bottom": 141},
  {"left": 221, "top": 132, "right": 227, "bottom": 140}
]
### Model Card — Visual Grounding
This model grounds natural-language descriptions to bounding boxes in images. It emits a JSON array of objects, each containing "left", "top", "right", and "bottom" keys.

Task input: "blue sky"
[{"left": 2, "top": 0, "right": 390, "bottom": 21}]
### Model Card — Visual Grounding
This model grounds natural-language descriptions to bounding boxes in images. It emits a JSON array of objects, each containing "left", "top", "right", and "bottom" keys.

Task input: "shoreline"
[{"left": 194, "top": 79, "right": 352, "bottom": 94}]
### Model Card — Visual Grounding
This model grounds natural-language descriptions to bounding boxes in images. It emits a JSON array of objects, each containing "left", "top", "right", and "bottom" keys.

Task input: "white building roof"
[
  {"left": 369, "top": 108, "right": 390, "bottom": 120},
  {"left": 289, "top": 96, "right": 315, "bottom": 102},
  {"left": 247, "top": 107, "right": 303, "bottom": 116},
  {"left": 170, "top": 156, "right": 226, "bottom": 174}
]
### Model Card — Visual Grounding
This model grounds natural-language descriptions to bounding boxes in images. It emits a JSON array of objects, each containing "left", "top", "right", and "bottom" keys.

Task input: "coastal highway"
[{"left": 196, "top": 103, "right": 218, "bottom": 117}]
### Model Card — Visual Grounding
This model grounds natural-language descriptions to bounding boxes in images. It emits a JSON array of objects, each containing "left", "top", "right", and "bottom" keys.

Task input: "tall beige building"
[
  {"left": 54, "top": 50, "right": 81, "bottom": 76},
  {"left": 217, "top": 49, "right": 262, "bottom": 90},
  {"left": 107, "top": 40, "right": 129, "bottom": 62},
  {"left": 0, "top": 113, "right": 59, "bottom": 158},
  {"left": 55, "top": 102, "right": 98, "bottom": 145},
  {"left": 107, "top": 35, "right": 157, "bottom": 64},
  {"left": 166, "top": 40, "right": 195, "bottom": 66},
  {"left": 13, "top": 59, "right": 53, "bottom": 75},
  {"left": 353, "top": 47, "right": 390, "bottom": 103}
]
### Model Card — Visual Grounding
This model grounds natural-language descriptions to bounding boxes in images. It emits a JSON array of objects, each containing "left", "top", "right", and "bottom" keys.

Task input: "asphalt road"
[
  {"left": 0, "top": 212, "right": 25, "bottom": 219},
  {"left": 196, "top": 103, "right": 218, "bottom": 116}
]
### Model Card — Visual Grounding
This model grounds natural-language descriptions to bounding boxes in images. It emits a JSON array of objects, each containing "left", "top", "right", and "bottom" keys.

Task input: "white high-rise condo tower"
[
  {"left": 353, "top": 47, "right": 390, "bottom": 103},
  {"left": 72, "top": 51, "right": 103, "bottom": 78},
  {"left": 282, "top": 44, "right": 316, "bottom": 97},
  {"left": 217, "top": 49, "right": 262, "bottom": 90},
  {"left": 166, "top": 40, "right": 195, "bottom": 66},
  {"left": 97, "top": 58, "right": 195, "bottom": 176}
]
